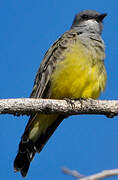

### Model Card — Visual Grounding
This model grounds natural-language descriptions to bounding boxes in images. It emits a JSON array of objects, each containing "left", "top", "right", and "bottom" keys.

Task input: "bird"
[{"left": 14, "top": 10, "right": 107, "bottom": 177}]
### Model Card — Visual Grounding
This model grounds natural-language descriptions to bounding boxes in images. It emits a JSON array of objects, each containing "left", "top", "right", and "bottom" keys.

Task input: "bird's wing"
[
  {"left": 30, "top": 30, "right": 77, "bottom": 98},
  {"left": 24, "top": 29, "right": 78, "bottom": 132}
]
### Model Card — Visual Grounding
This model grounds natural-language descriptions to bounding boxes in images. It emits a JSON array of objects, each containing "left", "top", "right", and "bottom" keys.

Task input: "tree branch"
[
  {"left": 62, "top": 167, "right": 118, "bottom": 180},
  {"left": 0, "top": 98, "right": 118, "bottom": 117}
]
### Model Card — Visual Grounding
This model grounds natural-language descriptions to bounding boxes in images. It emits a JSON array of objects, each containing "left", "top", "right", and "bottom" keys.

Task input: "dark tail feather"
[
  {"left": 14, "top": 135, "right": 36, "bottom": 177},
  {"left": 14, "top": 115, "right": 66, "bottom": 177}
]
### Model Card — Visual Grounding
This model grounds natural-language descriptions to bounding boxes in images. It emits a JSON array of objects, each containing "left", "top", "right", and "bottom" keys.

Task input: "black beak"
[{"left": 97, "top": 13, "right": 107, "bottom": 21}]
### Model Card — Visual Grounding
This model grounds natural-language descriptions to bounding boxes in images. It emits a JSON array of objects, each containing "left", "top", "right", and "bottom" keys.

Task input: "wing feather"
[{"left": 24, "top": 30, "right": 77, "bottom": 134}]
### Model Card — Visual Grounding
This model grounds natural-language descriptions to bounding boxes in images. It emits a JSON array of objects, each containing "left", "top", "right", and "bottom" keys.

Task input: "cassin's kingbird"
[{"left": 14, "top": 10, "right": 107, "bottom": 177}]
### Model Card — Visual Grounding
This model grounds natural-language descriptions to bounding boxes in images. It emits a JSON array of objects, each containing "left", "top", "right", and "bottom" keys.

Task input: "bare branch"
[
  {"left": 0, "top": 98, "right": 118, "bottom": 117},
  {"left": 62, "top": 167, "right": 118, "bottom": 180}
]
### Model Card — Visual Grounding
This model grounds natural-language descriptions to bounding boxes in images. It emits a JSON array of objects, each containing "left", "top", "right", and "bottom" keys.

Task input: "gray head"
[{"left": 71, "top": 10, "right": 107, "bottom": 35}]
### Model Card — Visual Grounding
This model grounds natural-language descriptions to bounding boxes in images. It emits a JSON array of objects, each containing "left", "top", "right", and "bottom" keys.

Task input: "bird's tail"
[
  {"left": 14, "top": 135, "right": 36, "bottom": 177},
  {"left": 14, "top": 114, "right": 66, "bottom": 177}
]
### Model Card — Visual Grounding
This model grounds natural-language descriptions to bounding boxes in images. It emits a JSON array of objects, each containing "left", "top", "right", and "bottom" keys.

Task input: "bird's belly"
[
  {"left": 50, "top": 47, "right": 106, "bottom": 99},
  {"left": 29, "top": 43, "right": 106, "bottom": 141}
]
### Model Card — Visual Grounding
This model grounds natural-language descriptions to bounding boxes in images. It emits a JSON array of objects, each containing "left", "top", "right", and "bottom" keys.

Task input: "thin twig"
[{"left": 62, "top": 167, "right": 118, "bottom": 180}]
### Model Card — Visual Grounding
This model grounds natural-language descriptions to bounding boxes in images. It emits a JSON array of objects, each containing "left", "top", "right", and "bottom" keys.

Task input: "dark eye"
[{"left": 81, "top": 14, "right": 88, "bottom": 19}]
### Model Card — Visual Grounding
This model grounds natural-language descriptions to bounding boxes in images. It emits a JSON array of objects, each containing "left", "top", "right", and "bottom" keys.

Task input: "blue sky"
[{"left": 0, "top": 0, "right": 118, "bottom": 179}]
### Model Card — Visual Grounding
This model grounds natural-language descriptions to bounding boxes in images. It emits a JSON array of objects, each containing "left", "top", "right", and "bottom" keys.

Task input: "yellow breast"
[{"left": 50, "top": 41, "right": 106, "bottom": 99}]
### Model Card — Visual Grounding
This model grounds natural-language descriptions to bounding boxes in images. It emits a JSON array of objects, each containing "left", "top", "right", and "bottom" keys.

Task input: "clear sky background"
[{"left": 0, "top": 0, "right": 118, "bottom": 179}]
